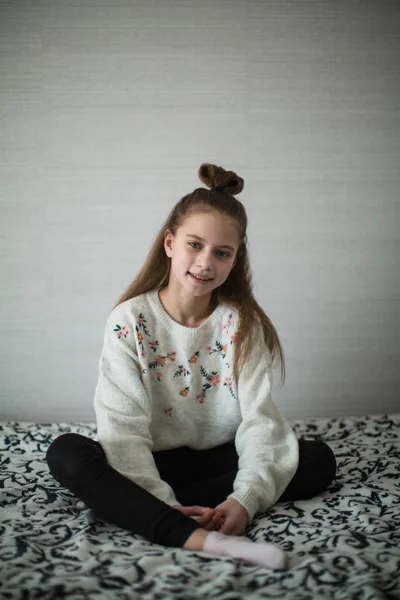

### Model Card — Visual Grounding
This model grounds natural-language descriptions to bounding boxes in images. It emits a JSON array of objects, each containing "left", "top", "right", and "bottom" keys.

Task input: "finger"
[
  {"left": 183, "top": 506, "right": 210, "bottom": 517},
  {"left": 212, "top": 512, "right": 225, "bottom": 528},
  {"left": 200, "top": 507, "right": 212, "bottom": 515},
  {"left": 210, "top": 516, "right": 224, "bottom": 531},
  {"left": 192, "top": 506, "right": 212, "bottom": 515},
  {"left": 219, "top": 520, "right": 233, "bottom": 535},
  {"left": 210, "top": 511, "right": 223, "bottom": 525},
  {"left": 198, "top": 511, "right": 215, "bottom": 527},
  {"left": 214, "top": 510, "right": 225, "bottom": 520},
  {"left": 198, "top": 518, "right": 213, "bottom": 530}
]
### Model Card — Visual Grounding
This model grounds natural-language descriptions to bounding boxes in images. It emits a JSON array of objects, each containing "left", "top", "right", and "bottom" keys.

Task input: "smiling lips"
[{"left": 188, "top": 271, "right": 213, "bottom": 282}]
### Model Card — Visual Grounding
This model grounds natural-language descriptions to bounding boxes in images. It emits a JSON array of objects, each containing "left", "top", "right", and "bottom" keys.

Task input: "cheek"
[
  {"left": 177, "top": 251, "right": 192, "bottom": 270},
  {"left": 184, "top": 248, "right": 198, "bottom": 264},
  {"left": 216, "top": 262, "right": 233, "bottom": 280}
]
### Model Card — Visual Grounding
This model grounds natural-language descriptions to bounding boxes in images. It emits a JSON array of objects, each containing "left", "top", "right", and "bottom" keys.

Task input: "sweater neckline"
[{"left": 148, "top": 289, "right": 226, "bottom": 336}]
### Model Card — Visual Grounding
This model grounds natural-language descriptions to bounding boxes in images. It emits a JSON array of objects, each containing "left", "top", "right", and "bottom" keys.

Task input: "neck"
[{"left": 159, "top": 286, "right": 217, "bottom": 328}]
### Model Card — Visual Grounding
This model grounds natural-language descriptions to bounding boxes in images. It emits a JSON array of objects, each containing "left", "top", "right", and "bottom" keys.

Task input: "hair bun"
[{"left": 198, "top": 163, "right": 244, "bottom": 195}]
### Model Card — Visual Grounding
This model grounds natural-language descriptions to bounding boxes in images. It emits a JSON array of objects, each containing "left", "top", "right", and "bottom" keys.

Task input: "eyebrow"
[{"left": 185, "top": 234, "right": 236, "bottom": 252}]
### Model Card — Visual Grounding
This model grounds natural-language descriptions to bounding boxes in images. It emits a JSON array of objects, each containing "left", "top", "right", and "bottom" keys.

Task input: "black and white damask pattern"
[{"left": 1, "top": 415, "right": 399, "bottom": 599}]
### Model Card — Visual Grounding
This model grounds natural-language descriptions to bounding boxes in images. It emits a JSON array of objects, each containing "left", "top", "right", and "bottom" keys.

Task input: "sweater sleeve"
[
  {"left": 228, "top": 321, "right": 299, "bottom": 523},
  {"left": 93, "top": 307, "right": 182, "bottom": 508}
]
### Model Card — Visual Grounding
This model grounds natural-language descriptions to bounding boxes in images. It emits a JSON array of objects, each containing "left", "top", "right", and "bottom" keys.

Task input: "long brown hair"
[{"left": 113, "top": 163, "right": 285, "bottom": 386}]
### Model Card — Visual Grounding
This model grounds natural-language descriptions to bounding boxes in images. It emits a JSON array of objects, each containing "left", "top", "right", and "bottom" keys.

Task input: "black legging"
[{"left": 46, "top": 434, "right": 336, "bottom": 548}]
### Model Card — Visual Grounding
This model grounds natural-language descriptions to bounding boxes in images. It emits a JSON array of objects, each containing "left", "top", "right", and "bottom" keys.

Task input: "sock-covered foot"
[{"left": 202, "top": 530, "right": 288, "bottom": 570}]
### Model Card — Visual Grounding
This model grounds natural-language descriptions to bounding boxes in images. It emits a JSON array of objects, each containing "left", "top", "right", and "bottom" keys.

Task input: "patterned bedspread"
[{"left": 1, "top": 415, "right": 399, "bottom": 599}]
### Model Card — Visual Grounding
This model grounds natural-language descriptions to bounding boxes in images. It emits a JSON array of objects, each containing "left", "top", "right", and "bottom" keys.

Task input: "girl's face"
[{"left": 163, "top": 211, "right": 240, "bottom": 297}]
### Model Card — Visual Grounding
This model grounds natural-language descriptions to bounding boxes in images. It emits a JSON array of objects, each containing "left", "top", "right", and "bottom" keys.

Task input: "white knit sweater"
[{"left": 93, "top": 289, "right": 299, "bottom": 522}]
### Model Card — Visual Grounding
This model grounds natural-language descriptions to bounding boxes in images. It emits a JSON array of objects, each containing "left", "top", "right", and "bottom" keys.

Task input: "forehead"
[{"left": 179, "top": 212, "right": 240, "bottom": 243}]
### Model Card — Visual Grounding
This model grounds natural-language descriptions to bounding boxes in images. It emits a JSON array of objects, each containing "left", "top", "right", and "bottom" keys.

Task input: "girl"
[{"left": 46, "top": 163, "right": 336, "bottom": 570}]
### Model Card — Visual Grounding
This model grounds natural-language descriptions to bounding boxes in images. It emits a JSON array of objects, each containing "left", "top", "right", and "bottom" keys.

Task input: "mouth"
[{"left": 188, "top": 271, "right": 214, "bottom": 283}]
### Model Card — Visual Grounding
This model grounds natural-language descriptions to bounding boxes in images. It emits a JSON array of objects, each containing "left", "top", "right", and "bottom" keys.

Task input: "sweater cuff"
[{"left": 228, "top": 488, "right": 262, "bottom": 524}]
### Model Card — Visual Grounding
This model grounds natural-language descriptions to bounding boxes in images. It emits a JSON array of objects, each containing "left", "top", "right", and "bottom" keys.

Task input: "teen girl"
[{"left": 46, "top": 163, "right": 336, "bottom": 570}]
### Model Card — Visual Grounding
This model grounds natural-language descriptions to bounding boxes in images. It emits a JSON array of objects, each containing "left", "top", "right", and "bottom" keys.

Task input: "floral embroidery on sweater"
[
  {"left": 114, "top": 325, "right": 129, "bottom": 339},
  {"left": 207, "top": 341, "right": 228, "bottom": 359},
  {"left": 112, "top": 306, "right": 239, "bottom": 413},
  {"left": 221, "top": 311, "right": 237, "bottom": 394},
  {"left": 135, "top": 313, "right": 150, "bottom": 357},
  {"left": 222, "top": 313, "right": 234, "bottom": 334},
  {"left": 223, "top": 376, "right": 236, "bottom": 399},
  {"left": 197, "top": 366, "right": 220, "bottom": 404},
  {"left": 188, "top": 352, "right": 200, "bottom": 364},
  {"left": 148, "top": 352, "right": 176, "bottom": 370}
]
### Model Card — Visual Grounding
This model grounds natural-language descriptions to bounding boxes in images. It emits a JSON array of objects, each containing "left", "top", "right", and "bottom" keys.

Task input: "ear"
[{"left": 164, "top": 230, "right": 174, "bottom": 258}]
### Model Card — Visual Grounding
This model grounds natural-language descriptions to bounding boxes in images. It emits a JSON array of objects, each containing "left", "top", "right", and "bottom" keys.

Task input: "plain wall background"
[{"left": 1, "top": 0, "right": 399, "bottom": 422}]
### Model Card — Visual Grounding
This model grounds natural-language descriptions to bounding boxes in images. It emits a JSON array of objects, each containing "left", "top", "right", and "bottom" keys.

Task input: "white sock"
[{"left": 202, "top": 531, "right": 288, "bottom": 570}]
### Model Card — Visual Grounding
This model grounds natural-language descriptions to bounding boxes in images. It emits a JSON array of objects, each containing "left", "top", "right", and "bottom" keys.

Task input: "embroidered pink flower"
[
  {"left": 224, "top": 376, "right": 232, "bottom": 386},
  {"left": 117, "top": 326, "right": 128, "bottom": 338},
  {"left": 156, "top": 372, "right": 163, "bottom": 381},
  {"left": 207, "top": 345, "right": 212, "bottom": 352}
]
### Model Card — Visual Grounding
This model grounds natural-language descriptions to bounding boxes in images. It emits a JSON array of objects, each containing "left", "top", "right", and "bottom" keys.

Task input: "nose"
[{"left": 196, "top": 249, "right": 213, "bottom": 271}]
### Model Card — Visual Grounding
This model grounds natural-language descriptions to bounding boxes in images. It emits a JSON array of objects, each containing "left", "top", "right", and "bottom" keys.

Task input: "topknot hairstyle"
[{"left": 199, "top": 163, "right": 244, "bottom": 196}]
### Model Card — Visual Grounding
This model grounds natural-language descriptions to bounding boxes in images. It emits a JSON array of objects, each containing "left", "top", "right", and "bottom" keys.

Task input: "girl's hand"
[
  {"left": 172, "top": 505, "right": 225, "bottom": 531},
  {"left": 214, "top": 498, "right": 249, "bottom": 536}
]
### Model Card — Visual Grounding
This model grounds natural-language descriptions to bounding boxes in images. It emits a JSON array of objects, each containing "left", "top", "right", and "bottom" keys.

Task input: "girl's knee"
[
  {"left": 300, "top": 438, "right": 336, "bottom": 472},
  {"left": 298, "top": 438, "right": 337, "bottom": 495},
  {"left": 46, "top": 432, "right": 79, "bottom": 461},
  {"left": 45, "top": 433, "right": 86, "bottom": 478}
]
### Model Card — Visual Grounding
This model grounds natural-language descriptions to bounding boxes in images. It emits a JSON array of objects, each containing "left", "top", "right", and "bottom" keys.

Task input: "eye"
[{"left": 188, "top": 242, "right": 231, "bottom": 258}]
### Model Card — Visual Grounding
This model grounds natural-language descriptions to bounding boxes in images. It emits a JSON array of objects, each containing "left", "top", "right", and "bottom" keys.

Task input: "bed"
[{"left": 1, "top": 414, "right": 399, "bottom": 599}]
